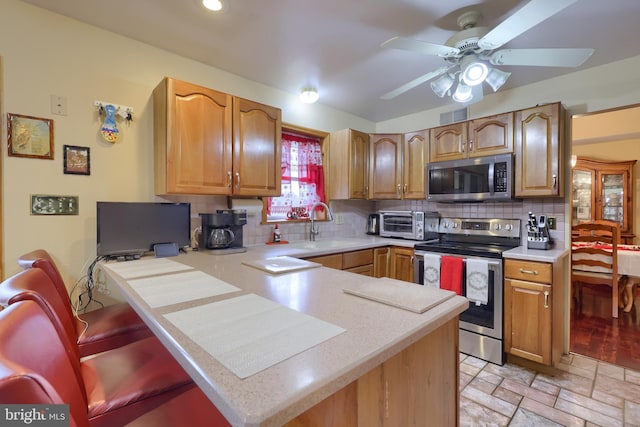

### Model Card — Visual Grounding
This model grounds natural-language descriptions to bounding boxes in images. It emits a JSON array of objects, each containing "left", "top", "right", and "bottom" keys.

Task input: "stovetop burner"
[{"left": 414, "top": 217, "right": 521, "bottom": 258}]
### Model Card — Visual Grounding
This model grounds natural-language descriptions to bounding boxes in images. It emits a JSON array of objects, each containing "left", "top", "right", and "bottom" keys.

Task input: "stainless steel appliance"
[
  {"left": 379, "top": 211, "right": 439, "bottom": 241},
  {"left": 413, "top": 217, "right": 521, "bottom": 365},
  {"left": 366, "top": 213, "right": 380, "bottom": 235},
  {"left": 426, "top": 154, "right": 514, "bottom": 202},
  {"left": 199, "top": 210, "right": 247, "bottom": 254}
]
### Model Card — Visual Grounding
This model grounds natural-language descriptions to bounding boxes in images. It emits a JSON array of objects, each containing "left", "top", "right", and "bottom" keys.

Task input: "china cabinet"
[{"left": 572, "top": 157, "right": 636, "bottom": 243}]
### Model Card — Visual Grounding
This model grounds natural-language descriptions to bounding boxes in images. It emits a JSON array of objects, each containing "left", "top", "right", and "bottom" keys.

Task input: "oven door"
[{"left": 414, "top": 251, "right": 505, "bottom": 364}]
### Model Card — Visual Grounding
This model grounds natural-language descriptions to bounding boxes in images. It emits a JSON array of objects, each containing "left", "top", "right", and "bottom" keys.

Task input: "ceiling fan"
[{"left": 380, "top": 0, "right": 594, "bottom": 103}]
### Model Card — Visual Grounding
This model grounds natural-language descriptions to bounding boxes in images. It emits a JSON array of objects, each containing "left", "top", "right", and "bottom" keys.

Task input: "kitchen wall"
[{"left": 2, "top": 0, "right": 640, "bottom": 296}]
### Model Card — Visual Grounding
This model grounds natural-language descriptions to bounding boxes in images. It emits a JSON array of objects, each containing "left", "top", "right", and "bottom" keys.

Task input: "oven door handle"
[{"left": 414, "top": 252, "right": 501, "bottom": 267}]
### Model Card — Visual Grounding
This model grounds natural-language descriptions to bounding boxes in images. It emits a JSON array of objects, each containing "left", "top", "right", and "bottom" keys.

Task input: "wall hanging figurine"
[{"left": 94, "top": 100, "right": 134, "bottom": 144}]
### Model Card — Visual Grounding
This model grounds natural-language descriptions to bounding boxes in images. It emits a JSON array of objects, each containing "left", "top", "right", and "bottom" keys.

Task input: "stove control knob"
[
  {"left": 494, "top": 224, "right": 502, "bottom": 231},
  {"left": 452, "top": 222, "right": 459, "bottom": 229},
  {"left": 505, "top": 224, "right": 513, "bottom": 231}
]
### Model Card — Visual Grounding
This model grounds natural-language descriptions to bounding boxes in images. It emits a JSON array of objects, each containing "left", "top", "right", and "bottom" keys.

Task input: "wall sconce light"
[{"left": 299, "top": 87, "right": 319, "bottom": 104}]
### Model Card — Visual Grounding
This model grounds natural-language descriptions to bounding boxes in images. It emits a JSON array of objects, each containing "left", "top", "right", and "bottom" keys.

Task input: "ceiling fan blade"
[
  {"left": 381, "top": 36, "right": 459, "bottom": 58},
  {"left": 380, "top": 66, "right": 450, "bottom": 100},
  {"left": 478, "top": 0, "right": 578, "bottom": 50},
  {"left": 490, "top": 48, "right": 594, "bottom": 67}
]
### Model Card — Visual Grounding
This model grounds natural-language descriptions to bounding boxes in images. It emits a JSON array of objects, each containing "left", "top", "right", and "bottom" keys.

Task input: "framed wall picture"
[
  {"left": 63, "top": 145, "right": 90, "bottom": 175},
  {"left": 7, "top": 113, "right": 54, "bottom": 159}
]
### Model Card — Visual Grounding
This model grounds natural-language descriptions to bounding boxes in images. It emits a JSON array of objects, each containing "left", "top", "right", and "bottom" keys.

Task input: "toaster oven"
[{"left": 379, "top": 211, "right": 439, "bottom": 241}]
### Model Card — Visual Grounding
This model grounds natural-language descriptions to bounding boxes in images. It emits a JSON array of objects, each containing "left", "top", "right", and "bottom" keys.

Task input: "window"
[{"left": 266, "top": 129, "right": 327, "bottom": 222}]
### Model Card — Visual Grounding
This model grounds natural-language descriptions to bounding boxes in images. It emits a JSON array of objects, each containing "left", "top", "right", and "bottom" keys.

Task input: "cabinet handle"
[
  {"left": 519, "top": 268, "right": 539, "bottom": 276},
  {"left": 469, "top": 139, "right": 473, "bottom": 151},
  {"left": 552, "top": 174, "right": 557, "bottom": 189},
  {"left": 235, "top": 172, "right": 240, "bottom": 189},
  {"left": 543, "top": 291, "right": 550, "bottom": 309},
  {"left": 227, "top": 171, "right": 232, "bottom": 188},
  {"left": 461, "top": 141, "right": 466, "bottom": 153},
  {"left": 397, "top": 184, "right": 401, "bottom": 196},
  {"left": 404, "top": 184, "right": 408, "bottom": 193}
]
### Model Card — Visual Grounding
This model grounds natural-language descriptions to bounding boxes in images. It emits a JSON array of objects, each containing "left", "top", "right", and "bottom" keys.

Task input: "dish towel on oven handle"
[
  {"left": 466, "top": 258, "right": 489, "bottom": 305},
  {"left": 440, "top": 256, "right": 463, "bottom": 296},
  {"left": 422, "top": 254, "right": 441, "bottom": 289}
]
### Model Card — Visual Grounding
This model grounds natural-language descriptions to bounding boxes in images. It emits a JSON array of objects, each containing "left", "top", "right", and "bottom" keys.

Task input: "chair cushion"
[
  {"left": 77, "top": 304, "right": 152, "bottom": 357},
  {"left": 82, "top": 336, "right": 193, "bottom": 422}
]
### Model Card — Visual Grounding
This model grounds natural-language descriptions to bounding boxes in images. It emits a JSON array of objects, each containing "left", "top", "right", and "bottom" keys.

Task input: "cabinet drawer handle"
[
  {"left": 235, "top": 172, "right": 240, "bottom": 188},
  {"left": 227, "top": 171, "right": 232, "bottom": 188},
  {"left": 544, "top": 291, "right": 550, "bottom": 309},
  {"left": 519, "top": 268, "right": 539, "bottom": 275},
  {"left": 552, "top": 174, "right": 557, "bottom": 189},
  {"left": 397, "top": 184, "right": 401, "bottom": 196},
  {"left": 404, "top": 184, "right": 408, "bottom": 193}
]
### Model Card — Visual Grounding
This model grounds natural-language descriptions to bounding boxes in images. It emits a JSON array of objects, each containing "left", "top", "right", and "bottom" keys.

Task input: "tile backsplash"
[{"left": 157, "top": 195, "right": 566, "bottom": 247}]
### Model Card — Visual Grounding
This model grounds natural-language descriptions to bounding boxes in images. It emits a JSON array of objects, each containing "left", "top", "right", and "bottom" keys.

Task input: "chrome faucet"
[{"left": 309, "top": 201, "right": 334, "bottom": 241}]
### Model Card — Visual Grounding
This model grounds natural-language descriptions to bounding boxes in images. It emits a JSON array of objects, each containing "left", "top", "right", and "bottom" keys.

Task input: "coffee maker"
[{"left": 199, "top": 209, "right": 247, "bottom": 253}]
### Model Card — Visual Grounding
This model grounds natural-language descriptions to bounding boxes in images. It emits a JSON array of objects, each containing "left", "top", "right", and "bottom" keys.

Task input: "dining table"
[{"left": 572, "top": 241, "right": 640, "bottom": 312}]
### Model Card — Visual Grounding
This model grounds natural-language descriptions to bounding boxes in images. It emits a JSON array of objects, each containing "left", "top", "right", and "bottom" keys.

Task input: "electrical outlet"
[
  {"left": 547, "top": 217, "right": 556, "bottom": 230},
  {"left": 335, "top": 214, "right": 344, "bottom": 225}
]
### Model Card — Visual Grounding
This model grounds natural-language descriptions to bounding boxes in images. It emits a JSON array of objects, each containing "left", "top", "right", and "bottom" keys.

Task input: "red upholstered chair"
[
  {"left": 0, "top": 301, "right": 230, "bottom": 427},
  {"left": 0, "top": 270, "right": 195, "bottom": 427},
  {"left": 17, "top": 249, "right": 151, "bottom": 356}
]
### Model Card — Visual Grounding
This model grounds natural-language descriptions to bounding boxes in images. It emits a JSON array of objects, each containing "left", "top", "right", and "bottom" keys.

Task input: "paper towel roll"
[{"left": 230, "top": 198, "right": 263, "bottom": 216}]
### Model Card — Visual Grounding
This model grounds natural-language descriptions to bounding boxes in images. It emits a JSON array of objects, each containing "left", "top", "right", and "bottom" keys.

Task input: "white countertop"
[
  {"left": 503, "top": 244, "right": 570, "bottom": 263},
  {"left": 100, "top": 236, "right": 467, "bottom": 427}
]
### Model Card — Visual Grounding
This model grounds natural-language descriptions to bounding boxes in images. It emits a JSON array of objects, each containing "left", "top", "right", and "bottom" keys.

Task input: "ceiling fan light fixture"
[
  {"left": 299, "top": 87, "right": 319, "bottom": 104},
  {"left": 430, "top": 73, "right": 455, "bottom": 98},
  {"left": 485, "top": 68, "right": 511, "bottom": 92},
  {"left": 202, "top": 0, "right": 224, "bottom": 11},
  {"left": 459, "top": 55, "right": 488, "bottom": 87},
  {"left": 452, "top": 82, "right": 473, "bottom": 103}
]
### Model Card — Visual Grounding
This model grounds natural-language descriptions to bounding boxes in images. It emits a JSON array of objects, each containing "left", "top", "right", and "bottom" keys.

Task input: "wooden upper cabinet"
[
  {"left": 370, "top": 134, "right": 403, "bottom": 199},
  {"left": 153, "top": 77, "right": 281, "bottom": 196},
  {"left": 154, "top": 77, "right": 233, "bottom": 195},
  {"left": 468, "top": 112, "right": 514, "bottom": 158},
  {"left": 328, "top": 129, "right": 369, "bottom": 199},
  {"left": 429, "top": 122, "right": 467, "bottom": 162},
  {"left": 430, "top": 114, "right": 513, "bottom": 162},
  {"left": 232, "top": 97, "right": 281, "bottom": 196},
  {"left": 403, "top": 130, "right": 428, "bottom": 199},
  {"left": 514, "top": 102, "right": 564, "bottom": 197}
]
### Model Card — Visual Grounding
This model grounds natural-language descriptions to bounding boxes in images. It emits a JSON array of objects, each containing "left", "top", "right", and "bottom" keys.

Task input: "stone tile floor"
[{"left": 459, "top": 353, "right": 640, "bottom": 426}]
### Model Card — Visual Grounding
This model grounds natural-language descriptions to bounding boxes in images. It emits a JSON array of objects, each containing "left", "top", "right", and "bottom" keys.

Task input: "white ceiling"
[{"left": 20, "top": 0, "right": 640, "bottom": 122}]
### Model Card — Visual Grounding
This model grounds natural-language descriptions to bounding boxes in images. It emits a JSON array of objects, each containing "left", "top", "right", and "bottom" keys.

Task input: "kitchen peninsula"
[{"left": 100, "top": 239, "right": 468, "bottom": 427}]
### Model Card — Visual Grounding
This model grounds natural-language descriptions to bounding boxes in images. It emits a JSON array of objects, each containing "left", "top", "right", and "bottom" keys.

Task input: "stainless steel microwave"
[{"left": 426, "top": 154, "right": 514, "bottom": 202}]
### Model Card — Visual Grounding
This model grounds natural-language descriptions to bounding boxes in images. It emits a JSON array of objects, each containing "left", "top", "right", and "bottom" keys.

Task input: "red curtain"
[{"left": 267, "top": 133, "right": 326, "bottom": 219}]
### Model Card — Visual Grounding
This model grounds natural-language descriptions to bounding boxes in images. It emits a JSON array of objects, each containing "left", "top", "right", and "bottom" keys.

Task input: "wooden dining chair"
[{"left": 571, "top": 220, "right": 621, "bottom": 318}]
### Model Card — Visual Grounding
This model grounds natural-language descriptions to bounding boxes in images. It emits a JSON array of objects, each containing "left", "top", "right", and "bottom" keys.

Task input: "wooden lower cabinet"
[
  {"left": 373, "top": 247, "right": 389, "bottom": 278},
  {"left": 390, "top": 247, "right": 414, "bottom": 282},
  {"left": 284, "top": 317, "right": 459, "bottom": 426},
  {"left": 504, "top": 258, "right": 565, "bottom": 366},
  {"left": 306, "top": 249, "right": 374, "bottom": 276}
]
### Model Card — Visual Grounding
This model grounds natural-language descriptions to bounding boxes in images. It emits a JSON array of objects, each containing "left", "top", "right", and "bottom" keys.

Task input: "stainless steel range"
[{"left": 414, "top": 217, "right": 521, "bottom": 365}]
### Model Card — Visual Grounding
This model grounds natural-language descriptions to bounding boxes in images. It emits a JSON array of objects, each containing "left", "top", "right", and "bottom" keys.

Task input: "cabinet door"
[
  {"left": 369, "top": 134, "right": 402, "bottom": 199},
  {"left": 572, "top": 167, "right": 595, "bottom": 225},
  {"left": 233, "top": 97, "right": 282, "bottom": 196},
  {"left": 328, "top": 129, "right": 369, "bottom": 200},
  {"left": 350, "top": 130, "right": 370, "bottom": 199},
  {"left": 468, "top": 112, "right": 513, "bottom": 158},
  {"left": 504, "top": 278, "right": 552, "bottom": 365},
  {"left": 429, "top": 122, "right": 467, "bottom": 162},
  {"left": 514, "top": 103, "right": 563, "bottom": 197},
  {"left": 390, "top": 247, "right": 414, "bottom": 283},
  {"left": 373, "top": 247, "right": 389, "bottom": 278},
  {"left": 598, "top": 169, "right": 632, "bottom": 235},
  {"left": 154, "top": 78, "right": 233, "bottom": 195},
  {"left": 403, "top": 130, "right": 428, "bottom": 199}
]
